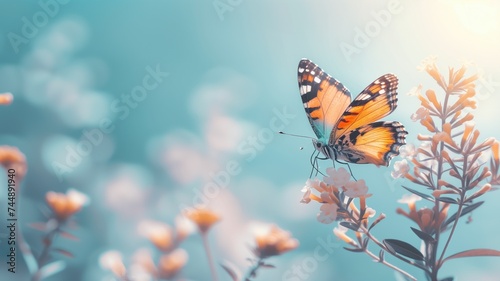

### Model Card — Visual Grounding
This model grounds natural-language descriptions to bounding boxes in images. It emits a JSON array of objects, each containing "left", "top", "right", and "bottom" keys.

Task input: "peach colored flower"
[
  {"left": 157, "top": 248, "right": 188, "bottom": 279},
  {"left": 138, "top": 221, "right": 174, "bottom": 252},
  {"left": 411, "top": 107, "right": 429, "bottom": 122},
  {"left": 131, "top": 248, "right": 156, "bottom": 278},
  {"left": 0, "top": 146, "right": 27, "bottom": 183},
  {"left": 99, "top": 250, "right": 127, "bottom": 279},
  {"left": 407, "top": 85, "right": 422, "bottom": 96},
  {"left": 399, "top": 144, "right": 417, "bottom": 160},
  {"left": 417, "top": 56, "right": 437, "bottom": 72},
  {"left": 323, "top": 167, "right": 351, "bottom": 187},
  {"left": 175, "top": 214, "right": 195, "bottom": 241},
  {"left": 301, "top": 178, "right": 334, "bottom": 204},
  {"left": 254, "top": 225, "right": 299, "bottom": 259},
  {"left": 184, "top": 207, "right": 220, "bottom": 233},
  {"left": 46, "top": 189, "right": 89, "bottom": 220},
  {"left": 398, "top": 194, "right": 422, "bottom": 205},
  {"left": 0, "top": 92, "right": 13, "bottom": 105},
  {"left": 317, "top": 203, "right": 339, "bottom": 224},
  {"left": 343, "top": 180, "right": 369, "bottom": 198},
  {"left": 392, "top": 159, "right": 410, "bottom": 179}
]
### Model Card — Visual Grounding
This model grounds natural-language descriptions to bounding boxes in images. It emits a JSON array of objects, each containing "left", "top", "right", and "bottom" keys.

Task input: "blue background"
[{"left": 0, "top": 1, "right": 499, "bottom": 280}]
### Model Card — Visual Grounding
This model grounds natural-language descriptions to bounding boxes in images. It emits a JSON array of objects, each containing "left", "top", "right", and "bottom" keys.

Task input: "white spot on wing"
[{"left": 314, "top": 77, "right": 321, "bottom": 83}]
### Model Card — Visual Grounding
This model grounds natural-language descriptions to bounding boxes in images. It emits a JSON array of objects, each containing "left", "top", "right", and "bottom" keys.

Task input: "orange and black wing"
[
  {"left": 298, "top": 59, "right": 351, "bottom": 141},
  {"left": 331, "top": 74, "right": 399, "bottom": 142},
  {"left": 334, "top": 121, "right": 407, "bottom": 166}
]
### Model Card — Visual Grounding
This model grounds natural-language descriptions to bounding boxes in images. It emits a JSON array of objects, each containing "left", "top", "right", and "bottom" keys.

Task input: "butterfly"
[{"left": 297, "top": 58, "right": 407, "bottom": 167}]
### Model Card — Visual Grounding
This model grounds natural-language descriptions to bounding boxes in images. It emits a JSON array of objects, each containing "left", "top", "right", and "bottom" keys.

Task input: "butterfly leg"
[{"left": 334, "top": 160, "right": 358, "bottom": 181}]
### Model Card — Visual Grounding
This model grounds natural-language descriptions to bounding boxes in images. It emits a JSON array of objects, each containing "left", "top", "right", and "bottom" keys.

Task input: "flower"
[
  {"left": 397, "top": 194, "right": 422, "bottom": 206},
  {"left": 184, "top": 207, "right": 220, "bottom": 233},
  {"left": 300, "top": 183, "right": 312, "bottom": 203},
  {"left": 417, "top": 56, "right": 437, "bottom": 72},
  {"left": 391, "top": 159, "right": 410, "bottom": 179},
  {"left": 254, "top": 225, "right": 299, "bottom": 259},
  {"left": 138, "top": 221, "right": 174, "bottom": 252},
  {"left": 411, "top": 107, "right": 429, "bottom": 121},
  {"left": 399, "top": 144, "right": 417, "bottom": 160},
  {"left": 0, "top": 146, "right": 27, "bottom": 182},
  {"left": 343, "top": 179, "right": 369, "bottom": 198},
  {"left": 175, "top": 214, "right": 195, "bottom": 241},
  {"left": 333, "top": 224, "right": 356, "bottom": 246},
  {"left": 0, "top": 92, "right": 13, "bottom": 105},
  {"left": 99, "top": 250, "right": 127, "bottom": 279},
  {"left": 317, "top": 203, "right": 339, "bottom": 224},
  {"left": 45, "top": 189, "right": 89, "bottom": 220},
  {"left": 157, "top": 248, "right": 188, "bottom": 279},
  {"left": 407, "top": 85, "right": 422, "bottom": 96},
  {"left": 300, "top": 178, "right": 333, "bottom": 204},
  {"left": 130, "top": 248, "right": 156, "bottom": 279},
  {"left": 323, "top": 167, "right": 351, "bottom": 187}
]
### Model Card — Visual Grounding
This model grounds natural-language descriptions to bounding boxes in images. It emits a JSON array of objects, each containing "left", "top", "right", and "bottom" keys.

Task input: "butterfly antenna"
[{"left": 278, "top": 131, "right": 315, "bottom": 140}]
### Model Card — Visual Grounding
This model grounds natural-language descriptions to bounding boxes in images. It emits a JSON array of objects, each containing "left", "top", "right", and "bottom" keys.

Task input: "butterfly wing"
[
  {"left": 298, "top": 59, "right": 351, "bottom": 141},
  {"left": 331, "top": 74, "right": 399, "bottom": 142},
  {"left": 334, "top": 121, "right": 407, "bottom": 166}
]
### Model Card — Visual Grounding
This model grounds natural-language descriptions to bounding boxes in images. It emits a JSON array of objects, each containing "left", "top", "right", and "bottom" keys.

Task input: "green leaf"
[
  {"left": 53, "top": 248, "right": 74, "bottom": 258},
  {"left": 436, "top": 197, "right": 458, "bottom": 204},
  {"left": 411, "top": 227, "right": 436, "bottom": 244},
  {"left": 443, "top": 249, "right": 500, "bottom": 263},
  {"left": 343, "top": 247, "right": 364, "bottom": 253},
  {"left": 444, "top": 201, "right": 484, "bottom": 227},
  {"left": 383, "top": 239, "right": 425, "bottom": 261},
  {"left": 340, "top": 222, "right": 359, "bottom": 232},
  {"left": 38, "top": 261, "right": 66, "bottom": 280},
  {"left": 402, "top": 186, "right": 434, "bottom": 202}
]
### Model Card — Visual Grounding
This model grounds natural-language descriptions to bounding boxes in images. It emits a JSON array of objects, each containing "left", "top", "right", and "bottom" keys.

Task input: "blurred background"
[{"left": 0, "top": 0, "right": 500, "bottom": 280}]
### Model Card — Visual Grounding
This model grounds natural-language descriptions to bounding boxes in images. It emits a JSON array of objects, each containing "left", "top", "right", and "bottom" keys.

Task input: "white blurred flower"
[
  {"left": 407, "top": 84, "right": 422, "bottom": 96},
  {"left": 300, "top": 184, "right": 312, "bottom": 203},
  {"left": 411, "top": 107, "right": 429, "bottom": 121},
  {"left": 399, "top": 144, "right": 417, "bottom": 160},
  {"left": 391, "top": 159, "right": 410, "bottom": 179},
  {"left": 397, "top": 194, "right": 422, "bottom": 205},
  {"left": 317, "top": 203, "right": 339, "bottom": 224},
  {"left": 138, "top": 220, "right": 174, "bottom": 251},
  {"left": 417, "top": 56, "right": 438, "bottom": 72},
  {"left": 45, "top": 188, "right": 89, "bottom": 220},
  {"left": 99, "top": 250, "right": 126, "bottom": 279},
  {"left": 343, "top": 180, "right": 369, "bottom": 198}
]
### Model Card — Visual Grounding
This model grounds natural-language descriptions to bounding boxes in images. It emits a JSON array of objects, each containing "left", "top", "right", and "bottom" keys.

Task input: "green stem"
[
  {"left": 244, "top": 258, "right": 263, "bottom": 281},
  {"left": 201, "top": 232, "right": 219, "bottom": 281},
  {"left": 32, "top": 221, "right": 61, "bottom": 281}
]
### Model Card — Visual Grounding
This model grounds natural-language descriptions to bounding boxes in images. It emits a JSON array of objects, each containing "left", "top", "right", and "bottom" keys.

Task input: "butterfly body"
[{"left": 298, "top": 59, "right": 407, "bottom": 167}]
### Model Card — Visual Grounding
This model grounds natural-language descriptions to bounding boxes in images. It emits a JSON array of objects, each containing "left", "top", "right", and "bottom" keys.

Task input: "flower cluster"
[
  {"left": 388, "top": 58, "right": 500, "bottom": 281},
  {"left": 301, "top": 167, "right": 373, "bottom": 225},
  {"left": 253, "top": 225, "right": 299, "bottom": 259},
  {"left": 101, "top": 214, "right": 194, "bottom": 281}
]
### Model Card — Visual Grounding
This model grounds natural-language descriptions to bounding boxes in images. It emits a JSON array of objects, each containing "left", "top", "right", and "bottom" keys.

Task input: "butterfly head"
[{"left": 312, "top": 139, "right": 336, "bottom": 160}]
